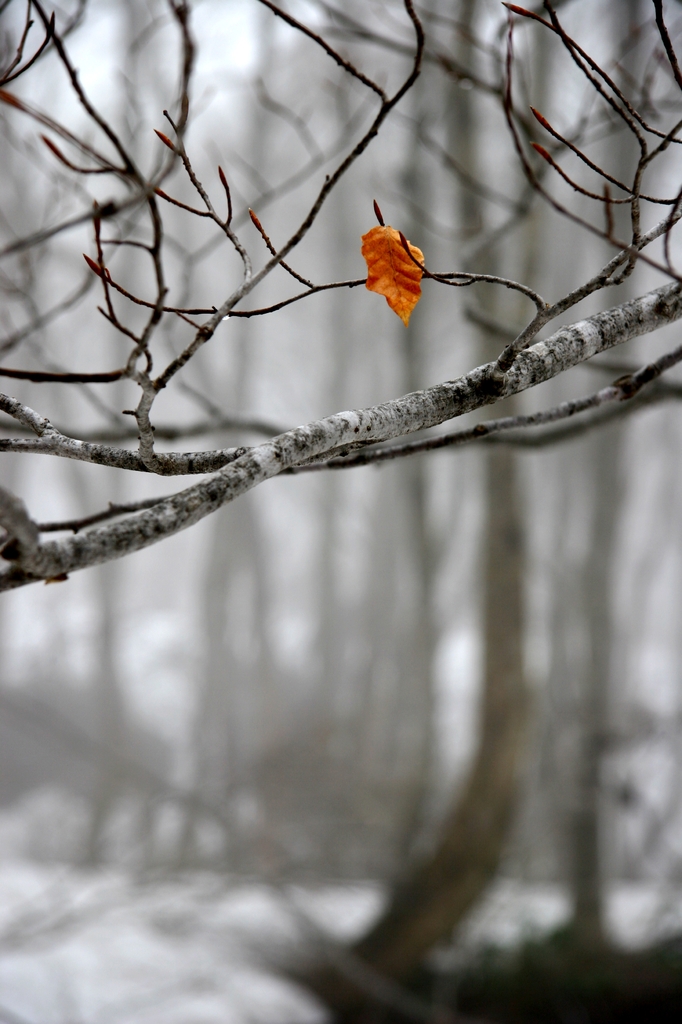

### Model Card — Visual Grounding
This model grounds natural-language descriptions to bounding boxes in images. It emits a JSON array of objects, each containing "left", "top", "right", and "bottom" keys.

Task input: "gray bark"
[{"left": 1, "top": 280, "right": 681, "bottom": 590}]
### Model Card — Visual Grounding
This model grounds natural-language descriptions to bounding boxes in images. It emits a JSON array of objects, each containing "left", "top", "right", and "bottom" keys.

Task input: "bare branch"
[
  {"left": 2, "top": 281, "right": 681, "bottom": 589},
  {"left": 652, "top": 1, "right": 682, "bottom": 95},
  {"left": 255, "top": 0, "right": 388, "bottom": 100},
  {"left": 0, "top": 365, "right": 125, "bottom": 384},
  {"left": 37, "top": 496, "right": 169, "bottom": 534},
  {"left": 295, "top": 371, "right": 682, "bottom": 471},
  {"left": 0, "top": 5, "right": 54, "bottom": 87}
]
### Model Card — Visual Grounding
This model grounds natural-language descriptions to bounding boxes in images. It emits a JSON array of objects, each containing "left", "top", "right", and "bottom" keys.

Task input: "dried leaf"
[{"left": 361, "top": 225, "right": 423, "bottom": 326}]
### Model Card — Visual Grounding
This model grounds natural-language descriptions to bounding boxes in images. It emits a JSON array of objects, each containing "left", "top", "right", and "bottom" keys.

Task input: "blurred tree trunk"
[
  {"left": 82, "top": 556, "right": 127, "bottom": 864},
  {"left": 178, "top": 322, "right": 276, "bottom": 872},
  {"left": 565, "top": 0, "right": 638, "bottom": 948},
  {"left": 175, "top": 11, "right": 277, "bottom": 872},
  {"left": 56, "top": 389, "right": 130, "bottom": 866},
  {"left": 302, "top": 0, "right": 534, "bottom": 1008},
  {"left": 570, "top": 424, "right": 623, "bottom": 948},
  {"left": 310, "top": 174, "right": 366, "bottom": 869},
  {"left": 83, "top": 2, "right": 160, "bottom": 866},
  {"left": 390, "top": 72, "right": 438, "bottom": 864}
]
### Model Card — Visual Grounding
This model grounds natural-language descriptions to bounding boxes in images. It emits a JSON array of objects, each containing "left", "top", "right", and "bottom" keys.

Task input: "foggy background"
[{"left": 2, "top": 0, "right": 682, "bottom": 1020}]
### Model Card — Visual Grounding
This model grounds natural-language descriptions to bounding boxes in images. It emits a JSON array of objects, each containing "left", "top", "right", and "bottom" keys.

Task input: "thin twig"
[{"left": 37, "top": 497, "right": 168, "bottom": 534}]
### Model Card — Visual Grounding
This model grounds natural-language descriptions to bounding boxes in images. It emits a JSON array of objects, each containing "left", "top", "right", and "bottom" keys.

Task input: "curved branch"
[
  {"left": 1, "top": 281, "right": 681, "bottom": 589},
  {"left": 294, "top": 379, "right": 682, "bottom": 471}
]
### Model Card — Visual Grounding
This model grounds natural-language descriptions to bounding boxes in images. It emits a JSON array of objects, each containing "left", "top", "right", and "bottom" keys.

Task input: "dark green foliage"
[{"left": 449, "top": 929, "right": 682, "bottom": 1023}]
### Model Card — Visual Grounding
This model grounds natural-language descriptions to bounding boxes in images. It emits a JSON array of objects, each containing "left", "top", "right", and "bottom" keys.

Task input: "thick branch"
[
  {"left": 291, "top": 380, "right": 680, "bottom": 470},
  {"left": 1, "top": 281, "right": 681, "bottom": 589},
  {"left": 0, "top": 486, "right": 38, "bottom": 563}
]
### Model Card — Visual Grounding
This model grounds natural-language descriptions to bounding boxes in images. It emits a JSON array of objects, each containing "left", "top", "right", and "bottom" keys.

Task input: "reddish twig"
[
  {"left": 0, "top": 6, "right": 54, "bottom": 86},
  {"left": 529, "top": 107, "right": 671, "bottom": 204},
  {"left": 248, "top": 209, "right": 313, "bottom": 288},
  {"left": 531, "top": 143, "right": 631, "bottom": 203},
  {"left": 154, "top": 188, "right": 212, "bottom": 217},
  {"left": 218, "top": 166, "right": 233, "bottom": 226}
]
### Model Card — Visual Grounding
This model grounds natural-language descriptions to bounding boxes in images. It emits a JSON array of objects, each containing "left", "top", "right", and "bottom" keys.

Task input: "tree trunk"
[
  {"left": 566, "top": 0, "right": 638, "bottom": 947},
  {"left": 301, "top": 0, "right": 532, "bottom": 1010},
  {"left": 568, "top": 423, "right": 623, "bottom": 948}
]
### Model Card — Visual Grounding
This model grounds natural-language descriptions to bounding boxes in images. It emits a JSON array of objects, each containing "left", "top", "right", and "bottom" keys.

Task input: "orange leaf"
[{"left": 361, "top": 225, "right": 423, "bottom": 326}]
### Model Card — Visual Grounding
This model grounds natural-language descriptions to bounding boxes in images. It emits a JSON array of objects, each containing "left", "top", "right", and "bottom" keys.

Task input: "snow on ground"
[
  {"left": 1, "top": 861, "right": 682, "bottom": 1024},
  {"left": 0, "top": 863, "right": 329, "bottom": 1024},
  {"left": 454, "top": 875, "right": 682, "bottom": 953}
]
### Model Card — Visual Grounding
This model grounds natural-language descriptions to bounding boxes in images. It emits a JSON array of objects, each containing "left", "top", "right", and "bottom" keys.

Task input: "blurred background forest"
[{"left": 3, "top": 0, "right": 682, "bottom": 1021}]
